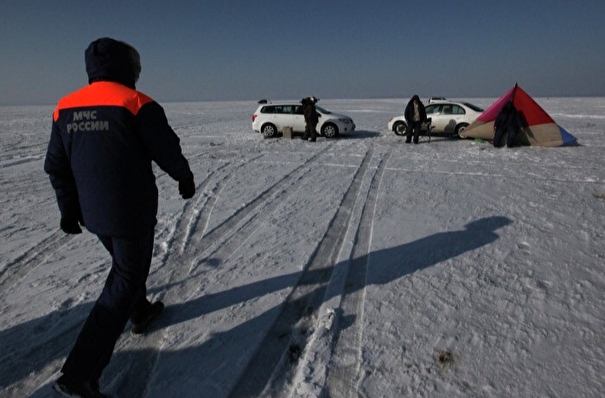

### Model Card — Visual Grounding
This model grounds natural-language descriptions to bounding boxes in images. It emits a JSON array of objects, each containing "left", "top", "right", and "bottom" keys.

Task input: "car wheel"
[
  {"left": 393, "top": 121, "right": 407, "bottom": 136},
  {"left": 322, "top": 123, "right": 338, "bottom": 138},
  {"left": 261, "top": 123, "right": 277, "bottom": 138},
  {"left": 455, "top": 123, "right": 468, "bottom": 138}
]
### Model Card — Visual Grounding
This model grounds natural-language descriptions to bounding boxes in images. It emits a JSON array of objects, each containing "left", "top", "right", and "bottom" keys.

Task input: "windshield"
[
  {"left": 315, "top": 106, "right": 332, "bottom": 114},
  {"left": 425, "top": 104, "right": 438, "bottom": 114},
  {"left": 463, "top": 102, "right": 484, "bottom": 112}
]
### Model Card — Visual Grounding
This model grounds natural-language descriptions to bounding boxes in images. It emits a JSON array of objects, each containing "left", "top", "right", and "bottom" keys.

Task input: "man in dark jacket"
[
  {"left": 404, "top": 95, "right": 427, "bottom": 144},
  {"left": 493, "top": 101, "right": 524, "bottom": 148},
  {"left": 44, "top": 38, "right": 195, "bottom": 398},
  {"left": 302, "top": 96, "right": 319, "bottom": 141}
]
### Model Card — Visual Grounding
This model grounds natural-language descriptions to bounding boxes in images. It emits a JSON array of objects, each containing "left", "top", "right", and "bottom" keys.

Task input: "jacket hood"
[
  {"left": 407, "top": 95, "right": 422, "bottom": 106},
  {"left": 85, "top": 38, "right": 140, "bottom": 89}
]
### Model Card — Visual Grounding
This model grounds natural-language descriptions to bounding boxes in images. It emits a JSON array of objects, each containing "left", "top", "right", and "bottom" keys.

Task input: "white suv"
[
  {"left": 388, "top": 100, "right": 484, "bottom": 136},
  {"left": 252, "top": 101, "right": 355, "bottom": 138}
]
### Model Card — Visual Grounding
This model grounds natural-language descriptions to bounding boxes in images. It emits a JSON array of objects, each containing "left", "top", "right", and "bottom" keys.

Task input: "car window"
[
  {"left": 425, "top": 104, "right": 439, "bottom": 114},
  {"left": 262, "top": 105, "right": 297, "bottom": 114},
  {"left": 452, "top": 105, "right": 465, "bottom": 115},
  {"left": 442, "top": 105, "right": 453, "bottom": 115},
  {"left": 463, "top": 102, "right": 484, "bottom": 112},
  {"left": 293, "top": 106, "right": 303, "bottom": 114},
  {"left": 316, "top": 106, "right": 331, "bottom": 114}
]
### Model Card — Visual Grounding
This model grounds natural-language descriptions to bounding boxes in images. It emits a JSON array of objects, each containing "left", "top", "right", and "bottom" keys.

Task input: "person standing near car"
[
  {"left": 302, "top": 96, "right": 319, "bottom": 142},
  {"left": 44, "top": 37, "right": 195, "bottom": 398},
  {"left": 404, "top": 95, "right": 427, "bottom": 144}
]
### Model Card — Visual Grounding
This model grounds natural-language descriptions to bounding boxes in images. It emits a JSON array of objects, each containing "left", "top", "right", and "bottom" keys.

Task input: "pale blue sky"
[{"left": 1, "top": 0, "right": 604, "bottom": 105}]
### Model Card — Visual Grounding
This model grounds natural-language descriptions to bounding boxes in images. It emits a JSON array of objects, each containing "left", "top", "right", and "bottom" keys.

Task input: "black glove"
[
  {"left": 179, "top": 176, "right": 195, "bottom": 199},
  {"left": 60, "top": 216, "right": 82, "bottom": 234}
]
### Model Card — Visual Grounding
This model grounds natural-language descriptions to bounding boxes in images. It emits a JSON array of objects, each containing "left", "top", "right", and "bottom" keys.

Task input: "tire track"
[
  {"left": 270, "top": 147, "right": 390, "bottom": 398},
  {"left": 0, "top": 230, "right": 73, "bottom": 292},
  {"left": 226, "top": 146, "right": 376, "bottom": 398},
  {"left": 325, "top": 150, "right": 390, "bottom": 398},
  {"left": 111, "top": 144, "right": 338, "bottom": 398},
  {"left": 103, "top": 156, "right": 255, "bottom": 397},
  {"left": 182, "top": 144, "right": 340, "bottom": 273}
]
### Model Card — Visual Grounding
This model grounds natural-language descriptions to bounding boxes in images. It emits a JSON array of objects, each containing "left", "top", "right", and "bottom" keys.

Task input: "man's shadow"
[
  {"left": 366, "top": 216, "right": 511, "bottom": 285},
  {"left": 10, "top": 216, "right": 511, "bottom": 397},
  {"left": 157, "top": 216, "right": 512, "bottom": 325}
]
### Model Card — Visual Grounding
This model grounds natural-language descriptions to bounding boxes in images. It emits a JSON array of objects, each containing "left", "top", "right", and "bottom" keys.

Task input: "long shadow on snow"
[
  {"left": 10, "top": 216, "right": 510, "bottom": 397},
  {"left": 157, "top": 216, "right": 511, "bottom": 329},
  {"left": 108, "top": 215, "right": 512, "bottom": 397}
]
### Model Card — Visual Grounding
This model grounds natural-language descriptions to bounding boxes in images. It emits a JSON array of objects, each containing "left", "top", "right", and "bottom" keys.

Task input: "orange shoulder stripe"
[{"left": 54, "top": 81, "right": 154, "bottom": 121}]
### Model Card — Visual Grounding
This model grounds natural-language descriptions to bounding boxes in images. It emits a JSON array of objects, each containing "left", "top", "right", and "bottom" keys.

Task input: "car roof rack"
[{"left": 428, "top": 96, "right": 447, "bottom": 103}]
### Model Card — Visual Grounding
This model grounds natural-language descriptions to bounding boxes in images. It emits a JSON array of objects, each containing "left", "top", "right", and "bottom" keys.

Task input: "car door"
[
  {"left": 443, "top": 105, "right": 466, "bottom": 133},
  {"left": 270, "top": 105, "right": 290, "bottom": 131},
  {"left": 261, "top": 105, "right": 284, "bottom": 130},
  {"left": 426, "top": 104, "right": 446, "bottom": 132},
  {"left": 291, "top": 105, "right": 306, "bottom": 132},
  {"left": 440, "top": 104, "right": 457, "bottom": 133}
]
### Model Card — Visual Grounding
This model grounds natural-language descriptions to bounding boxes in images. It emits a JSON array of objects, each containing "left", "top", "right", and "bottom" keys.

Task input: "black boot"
[
  {"left": 53, "top": 374, "right": 107, "bottom": 398},
  {"left": 131, "top": 301, "right": 164, "bottom": 334}
]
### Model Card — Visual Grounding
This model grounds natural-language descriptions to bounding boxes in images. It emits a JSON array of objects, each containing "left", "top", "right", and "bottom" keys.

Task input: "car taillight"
[{"left": 252, "top": 114, "right": 258, "bottom": 122}]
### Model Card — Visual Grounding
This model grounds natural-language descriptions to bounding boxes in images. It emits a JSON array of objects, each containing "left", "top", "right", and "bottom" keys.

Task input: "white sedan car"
[
  {"left": 252, "top": 101, "right": 355, "bottom": 138},
  {"left": 388, "top": 100, "right": 484, "bottom": 137}
]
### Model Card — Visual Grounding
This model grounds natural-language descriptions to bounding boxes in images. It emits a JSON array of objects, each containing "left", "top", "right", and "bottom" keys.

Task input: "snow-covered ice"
[{"left": 1, "top": 97, "right": 604, "bottom": 397}]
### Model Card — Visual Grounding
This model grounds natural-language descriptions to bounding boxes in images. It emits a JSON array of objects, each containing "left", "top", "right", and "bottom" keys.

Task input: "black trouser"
[
  {"left": 61, "top": 228, "right": 154, "bottom": 383},
  {"left": 406, "top": 121, "right": 422, "bottom": 143},
  {"left": 494, "top": 126, "right": 518, "bottom": 148},
  {"left": 303, "top": 122, "right": 317, "bottom": 141}
]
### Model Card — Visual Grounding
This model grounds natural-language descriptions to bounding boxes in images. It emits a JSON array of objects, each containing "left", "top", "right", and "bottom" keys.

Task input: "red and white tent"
[{"left": 461, "top": 84, "right": 577, "bottom": 147}]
